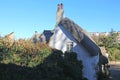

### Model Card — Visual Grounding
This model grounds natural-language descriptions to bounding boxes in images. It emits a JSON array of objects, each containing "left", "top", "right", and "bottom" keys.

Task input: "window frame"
[{"left": 66, "top": 42, "right": 73, "bottom": 52}]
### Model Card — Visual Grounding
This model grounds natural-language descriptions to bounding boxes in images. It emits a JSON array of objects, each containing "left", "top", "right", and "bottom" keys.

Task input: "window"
[{"left": 66, "top": 42, "right": 73, "bottom": 52}]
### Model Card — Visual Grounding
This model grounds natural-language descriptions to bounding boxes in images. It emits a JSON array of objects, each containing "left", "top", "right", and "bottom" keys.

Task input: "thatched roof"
[{"left": 59, "top": 17, "right": 100, "bottom": 56}]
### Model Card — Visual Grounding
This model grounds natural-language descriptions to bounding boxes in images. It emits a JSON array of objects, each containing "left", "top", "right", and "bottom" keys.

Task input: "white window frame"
[{"left": 66, "top": 42, "right": 73, "bottom": 52}]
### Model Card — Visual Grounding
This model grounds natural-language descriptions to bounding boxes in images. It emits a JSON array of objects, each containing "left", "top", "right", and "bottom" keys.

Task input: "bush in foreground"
[
  {"left": 0, "top": 38, "right": 87, "bottom": 80},
  {"left": 0, "top": 50, "right": 87, "bottom": 80}
]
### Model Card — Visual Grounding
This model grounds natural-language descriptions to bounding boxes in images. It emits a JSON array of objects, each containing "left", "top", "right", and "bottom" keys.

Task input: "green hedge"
[
  {"left": 0, "top": 38, "right": 51, "bottom": 67},
  {"left": 0, "top": 38, "right": 87, "bottom": 80},
  {"left": 0, "top": 51, "right": 87, "bottom": 80}
]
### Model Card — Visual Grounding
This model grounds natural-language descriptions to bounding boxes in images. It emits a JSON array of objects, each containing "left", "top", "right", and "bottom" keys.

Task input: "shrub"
[
  {"left": 33, "top": 51, "right": 87, "bottom": 80},
  {"left": 0, "top": 38, "right": 51, "bottom": 67},
  {"left": 0, "top": 37, "right": 87, "bottom": 80}
]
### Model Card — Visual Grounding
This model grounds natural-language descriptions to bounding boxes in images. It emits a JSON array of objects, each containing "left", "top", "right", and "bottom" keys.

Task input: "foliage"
[
  {"left": 92, "top": 32, "right": 120, "bottom": 61},
  {"left": 0, "top": 38, "right": 51, "bottom": 67},
  {"left": 107, "top": 48, "right": 120, "bottom": 61},
  {"left": 0, "top": 37, "right": 86, "bottom": 80},
  {"left": 31, "top": 51, "right": 87, "bottom": 80}
]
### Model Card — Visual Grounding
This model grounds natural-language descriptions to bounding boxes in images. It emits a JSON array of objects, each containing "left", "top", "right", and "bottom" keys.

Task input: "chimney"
[{"left": 57, "top": 4, "right": 60, "bottom": 12}]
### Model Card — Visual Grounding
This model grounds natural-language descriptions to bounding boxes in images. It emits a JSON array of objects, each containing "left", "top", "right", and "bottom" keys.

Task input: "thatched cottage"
[{"left": 34, "top": 4, "right": 109, "bottom": 80}]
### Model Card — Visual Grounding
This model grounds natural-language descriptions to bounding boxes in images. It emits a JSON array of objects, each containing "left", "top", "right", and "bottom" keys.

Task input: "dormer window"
[{"left": 66, "top": 42, "right": 73, "bottom": 52}]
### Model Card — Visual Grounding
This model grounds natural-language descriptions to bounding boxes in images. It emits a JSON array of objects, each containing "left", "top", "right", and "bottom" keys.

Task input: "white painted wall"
[{"left": 49, "top": 25, "right": 99, "bottom": 80}]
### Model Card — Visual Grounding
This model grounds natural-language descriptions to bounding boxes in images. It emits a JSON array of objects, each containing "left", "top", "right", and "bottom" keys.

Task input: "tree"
[{"left": 91, "top": 29, "right": 120, "bottom": 61}]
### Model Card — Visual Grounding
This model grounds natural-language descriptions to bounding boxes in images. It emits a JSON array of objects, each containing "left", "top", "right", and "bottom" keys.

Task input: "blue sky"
[{"left": 0, "top": 0, "right": 120, "bottom": 39}]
